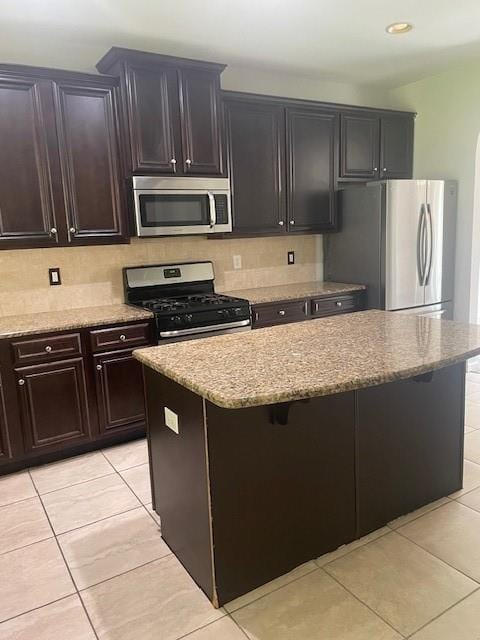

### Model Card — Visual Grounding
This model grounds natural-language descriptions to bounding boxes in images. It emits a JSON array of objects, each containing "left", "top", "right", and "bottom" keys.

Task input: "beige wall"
[
  {"left": 4, "top": 235, "right": 321, "bottom": 317},
  {"left": 389, "top": 58, "right": 480, "bottom": 322}
]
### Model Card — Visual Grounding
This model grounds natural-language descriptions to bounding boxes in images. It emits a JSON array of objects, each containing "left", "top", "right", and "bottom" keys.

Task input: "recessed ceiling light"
[{"left": 386, "top": 22, "right": 413, "bottom": 34}]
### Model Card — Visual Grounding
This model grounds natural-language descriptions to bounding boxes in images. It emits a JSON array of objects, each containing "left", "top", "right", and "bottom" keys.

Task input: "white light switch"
[
  {"left": 233, "top": 255, "right": 242, "bottom": 269},
  {"left": 164, "top": 407, "right": 179, "bottom": 434}
]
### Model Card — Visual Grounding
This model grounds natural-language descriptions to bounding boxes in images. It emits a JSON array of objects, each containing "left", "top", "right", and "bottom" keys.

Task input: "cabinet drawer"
[
  {"left": 12, "top": 333, "right": 82, "bottom": 365},
  {"left": 311, "top": 293, "right": 364, "bottom": 318},
  {"left": 90, "top": 323, "right": 151, "bottom": 352},
  {"left": 252, "top": 300, "right": 308, "bottom": 328}
]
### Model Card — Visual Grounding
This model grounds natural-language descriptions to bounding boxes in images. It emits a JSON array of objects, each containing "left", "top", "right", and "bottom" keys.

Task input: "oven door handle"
[
  {"left": 159, "top": 319, "right": 251, "bottom": 338},
  {"left": 207, "top": 192, "right": 216, "bottom": 228}
]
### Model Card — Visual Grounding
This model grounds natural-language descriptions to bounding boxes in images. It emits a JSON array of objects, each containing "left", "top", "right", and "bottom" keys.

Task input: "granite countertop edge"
[
  {"left": 0, "top": 305, "right": 154, "bottom": 340},
  {"left": 220, "top": 281, "right": 366, "bottom": 305},
  {"left": 134, "top": 347, "right": 480, "bottom": 409}
]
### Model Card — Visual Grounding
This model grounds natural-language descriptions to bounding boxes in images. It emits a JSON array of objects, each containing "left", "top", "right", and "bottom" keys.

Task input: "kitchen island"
[{"left": 134, "top": 310, "right": 480, "bottom": 607}]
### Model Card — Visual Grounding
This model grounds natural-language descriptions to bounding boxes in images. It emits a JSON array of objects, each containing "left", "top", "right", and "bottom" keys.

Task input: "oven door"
[{"left": 134, "top": 190, "right": 231, "bottom": 236}]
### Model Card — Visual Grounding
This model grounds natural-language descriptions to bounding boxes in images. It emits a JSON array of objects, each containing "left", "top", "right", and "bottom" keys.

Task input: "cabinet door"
[
  {"left": 178, "top": 69, "right": 223, "bottom": 175},
  {"left": 126, "top": 64, "right": 178, "bottom": 173},
  {"left": 0, "top": 372, "right": 13, "bottom": 463},
  {"left": 94, "top": 350, "right": 146, "bottom": 435},
  {"left": 53, "top": 80, "right": 127, "bottom": 244},
  {"left": 340, "top": 113, "right": 380, "bottom": 179},
  {"left": 0, "top": 75, "right": 59, "bottom": 248},
  {"left": 380, "top": 115, "right": 414, "bottom": 179},
  {"left": 225, "top": 100, "right": 286, "bottom": 234},
  {"left": 287, "top": 109, "right": 338, "bottom": 232},
  {"left": 16, "top": 358, "right": 91, "bottom": 455}
]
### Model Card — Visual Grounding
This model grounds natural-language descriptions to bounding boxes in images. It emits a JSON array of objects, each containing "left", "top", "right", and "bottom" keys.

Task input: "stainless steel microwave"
[{"left": 132, "top": 176, "right": 232, "bottom": 236}]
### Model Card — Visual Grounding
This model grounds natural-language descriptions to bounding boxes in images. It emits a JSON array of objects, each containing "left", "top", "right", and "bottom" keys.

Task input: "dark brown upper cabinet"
[
  {"left": 53, "top": 79, "right": 126, "bottom": 244},
  {"left": 340, "top": 113, "right": 380, "bottom": 180},
  {"left": 0, "top": 65, "right": 128, "bottom": 249},
  {"left": 286, "top": 108, "right": 338, "bottom": 233},
  {"left": 96, "top": 48, "right": 226, "bottom": 176},
  {"left": 0, "top": 74, "right": 59, "bottom": 248},
  {"left": 380, "top": 114, "right": 414, "bottom": 179},
  {"left": 224, "top": 98, "right": 286, "bottom": 234},
  {"left": 339, "top": 111, "right": 414, "bottom": 181}
]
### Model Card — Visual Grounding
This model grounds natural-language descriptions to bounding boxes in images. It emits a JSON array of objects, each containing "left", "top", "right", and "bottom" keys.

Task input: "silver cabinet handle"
[
  {"left": 169, "top": 158, "right": 176, "bottom": 165},
  {"left": 50, "top": 227, "right": 57, "bottom": 235},
  {"left": 373, "top": 167, "right": 378, "bottom": 171},
  {"left": 315, "top": 303, "right": 319, "bottom": 312},
  {"left": 278, "top": 220, "right": 284, "bottom": 226},
  {"left": 18, "top": 379, "right": 25, "bottom": 386},
  {"left": 278, "top": 310, "right": 286, "bottom": 316},
  {"left": 96, "top": 364, "right": 102, "bottom": 371},
  {"left": 119, "top": 334, "right": 126, "bottom": 342},
  {"left": 290, "top": 220, "right": 295, "bottom": 225},
  {"left": 69, "top": 227, "right": 76, "bottom": 234},
  {"left": 335, "top": 301, "right": 343, "bottom": 307},
  {"left": 185, "top": 159, "right": 192, "bottom": 166},
  {"left": 383, "top": 167, "right": 387, "bottom": 172},
  {"left": 45, "top": 345, "right": 52, "bottom": 353}
]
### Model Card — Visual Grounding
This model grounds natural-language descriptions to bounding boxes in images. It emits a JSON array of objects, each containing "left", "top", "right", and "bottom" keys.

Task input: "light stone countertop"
[
  {"left": 0, "top": 304, "right": 153, "bottom": 339},
  {"left": 134, "top": 309, "right": 480, "bottom": 409},
  {"left": 221, "top": 281, "right": 365, "bottom": 305}
]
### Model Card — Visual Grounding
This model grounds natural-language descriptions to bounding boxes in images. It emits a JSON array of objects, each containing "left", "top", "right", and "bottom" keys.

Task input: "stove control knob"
[
  {"left": 217, "top": 309, "right": 228, "bottom": 318},
  {"left": 233, "top": 307, "right": 243, "bottom": 316},
  {"left": 173, "top": 315, "right": 183, "bottom": 325}
]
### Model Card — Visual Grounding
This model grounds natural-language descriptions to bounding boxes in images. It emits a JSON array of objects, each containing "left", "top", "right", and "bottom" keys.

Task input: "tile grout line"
[
  {"left": 222, "top": 564, "right": 320, "bottom": 615},
  {"left": 316, "top": 528, "right": 392, "bottom": 570},
  {"left": 393, "top": 526, "right": 480, "bottom": 586},
  {"left": 27, "top": 469, "right": 101, "bottom": 640},
  {"left": 320, "top": 565, "right": 407, "bottom": 638},
  {"left": 175, "top": 613, "right": 250, "bottom": 640},
  {"left": 403, "top": 585, "right": 480, "bottom": 639},
  {"left": 31, "top": 470, "right": 117, "bottom": 497},
  {"left": 0, "top": 533, "right": 55, "bottom": 559},
  {"left": 385, "top": 498, "right": 453, "bottom": 532},
  {"left": 0, "top": 594, "right": 79, "bottom": 628}
]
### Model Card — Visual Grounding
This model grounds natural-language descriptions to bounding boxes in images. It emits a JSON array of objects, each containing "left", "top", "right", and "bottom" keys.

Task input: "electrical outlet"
[
  {"left": 287, "top": 251, "right": 295, "bottom": 265},
  {"left": 49, "top": 268, "right": 61, "bottom": 286},
  {"left": 233, "top": 255, "right": 242, "bottom": 269}
]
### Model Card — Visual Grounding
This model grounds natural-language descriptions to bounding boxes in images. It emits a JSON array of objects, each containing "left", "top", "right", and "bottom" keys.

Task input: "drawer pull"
[
  {"left": 315, "top": 303, "right": 319, "bottom": 312},
  {"left": 96, "top": 364, "right": 102, "bottom": 371},
  {"left": 44, "top": 345, "right": 52, "bottom": 353},
  {"left": 335, "top": 301, "right": 343, "bottom": 307},
  {"left": 119, "top": 334, "right": 126, "bottom": 342},
  {"left": 18, "top": 379, "right": 25, "bottom": 386},
  {"left": 278, "top": 310, "right": 286, "bottom": 316}
]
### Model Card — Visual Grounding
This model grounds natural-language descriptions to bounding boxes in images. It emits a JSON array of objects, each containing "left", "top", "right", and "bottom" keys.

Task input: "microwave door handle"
[{"left": 207, "top": 192, "right": 216, "bottom": 228}]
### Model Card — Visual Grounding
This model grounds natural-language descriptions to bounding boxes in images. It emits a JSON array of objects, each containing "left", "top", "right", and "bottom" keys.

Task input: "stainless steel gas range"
[{"left": 123, "top": 261, "right": 251, "bottom": 342}]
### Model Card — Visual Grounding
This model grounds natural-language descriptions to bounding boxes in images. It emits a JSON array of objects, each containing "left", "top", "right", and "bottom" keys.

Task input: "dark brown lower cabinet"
[
  {"left": 15, "top": 358, "right": 91, "bottom": 455},
  {"left": 145, "top": 361, "right": 464, "bottom": 607},
  {"left": 356, "top": 365, "right": 465, "bottom": 536},
  {"left": 94, "top": 349, "right": 146, "bottom": 435},
  {"left": 0, "top": 319, "right": 153, "bottom": 473},
  {"left": 0, "top": 372, "right": 13, "bottom": 462}
]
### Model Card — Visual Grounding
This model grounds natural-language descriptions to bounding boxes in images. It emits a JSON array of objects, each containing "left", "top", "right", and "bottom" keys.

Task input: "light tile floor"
[{"left": 2, "top": 373, "right": 480, "bottom": 639}]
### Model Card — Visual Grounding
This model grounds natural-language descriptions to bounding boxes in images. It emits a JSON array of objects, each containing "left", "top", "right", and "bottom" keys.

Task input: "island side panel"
[
  {"left": 356, "top": 362, "right": 465, "bottom": 536},
  {"left": 205, "top": 393, "right": 357, "bottom": 606},
  {"left": 144, "top": 368, "right": 215, "bottom": 602}
]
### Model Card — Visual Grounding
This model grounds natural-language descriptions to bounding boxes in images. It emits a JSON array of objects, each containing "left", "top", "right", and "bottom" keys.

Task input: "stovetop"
[
  {"left": 123, "top": 262, "right": 251, "bottom": 339},
  {"left": 140, "top": 293, "right": 249, "bottom": 314}
]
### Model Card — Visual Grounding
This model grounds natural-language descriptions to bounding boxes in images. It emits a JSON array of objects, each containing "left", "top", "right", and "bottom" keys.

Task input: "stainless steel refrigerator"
[{"left": 325, "top": 180, "right": 457, "bottom": 319}]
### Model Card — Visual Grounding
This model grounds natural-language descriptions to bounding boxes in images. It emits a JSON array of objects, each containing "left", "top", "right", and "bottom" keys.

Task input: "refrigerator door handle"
[
  {"left": 417, "top": 204, "right": 426, "bottom": 285},
  {"left": 425, "top": 203, "right": 434, "bottom": 285}
]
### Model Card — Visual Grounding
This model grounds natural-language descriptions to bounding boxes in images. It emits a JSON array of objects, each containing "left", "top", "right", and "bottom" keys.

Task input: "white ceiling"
[{"left": 2, "top": 0, "right": 480, "bottom": 87}]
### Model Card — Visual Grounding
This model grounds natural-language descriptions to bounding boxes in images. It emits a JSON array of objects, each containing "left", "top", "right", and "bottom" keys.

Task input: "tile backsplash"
[{"left": 4, "top": 235, "right": 323, "bottom": 317}]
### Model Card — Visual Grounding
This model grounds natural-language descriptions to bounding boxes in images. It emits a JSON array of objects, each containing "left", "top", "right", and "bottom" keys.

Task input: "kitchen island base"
[{"left": 144, "top": 362, "right": 465, "bottom": 607}]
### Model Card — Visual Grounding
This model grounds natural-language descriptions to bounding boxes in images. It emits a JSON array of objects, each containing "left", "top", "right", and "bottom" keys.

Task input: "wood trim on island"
[{"left": 145, "top": 362, "right": 465, "bottom": 607}]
